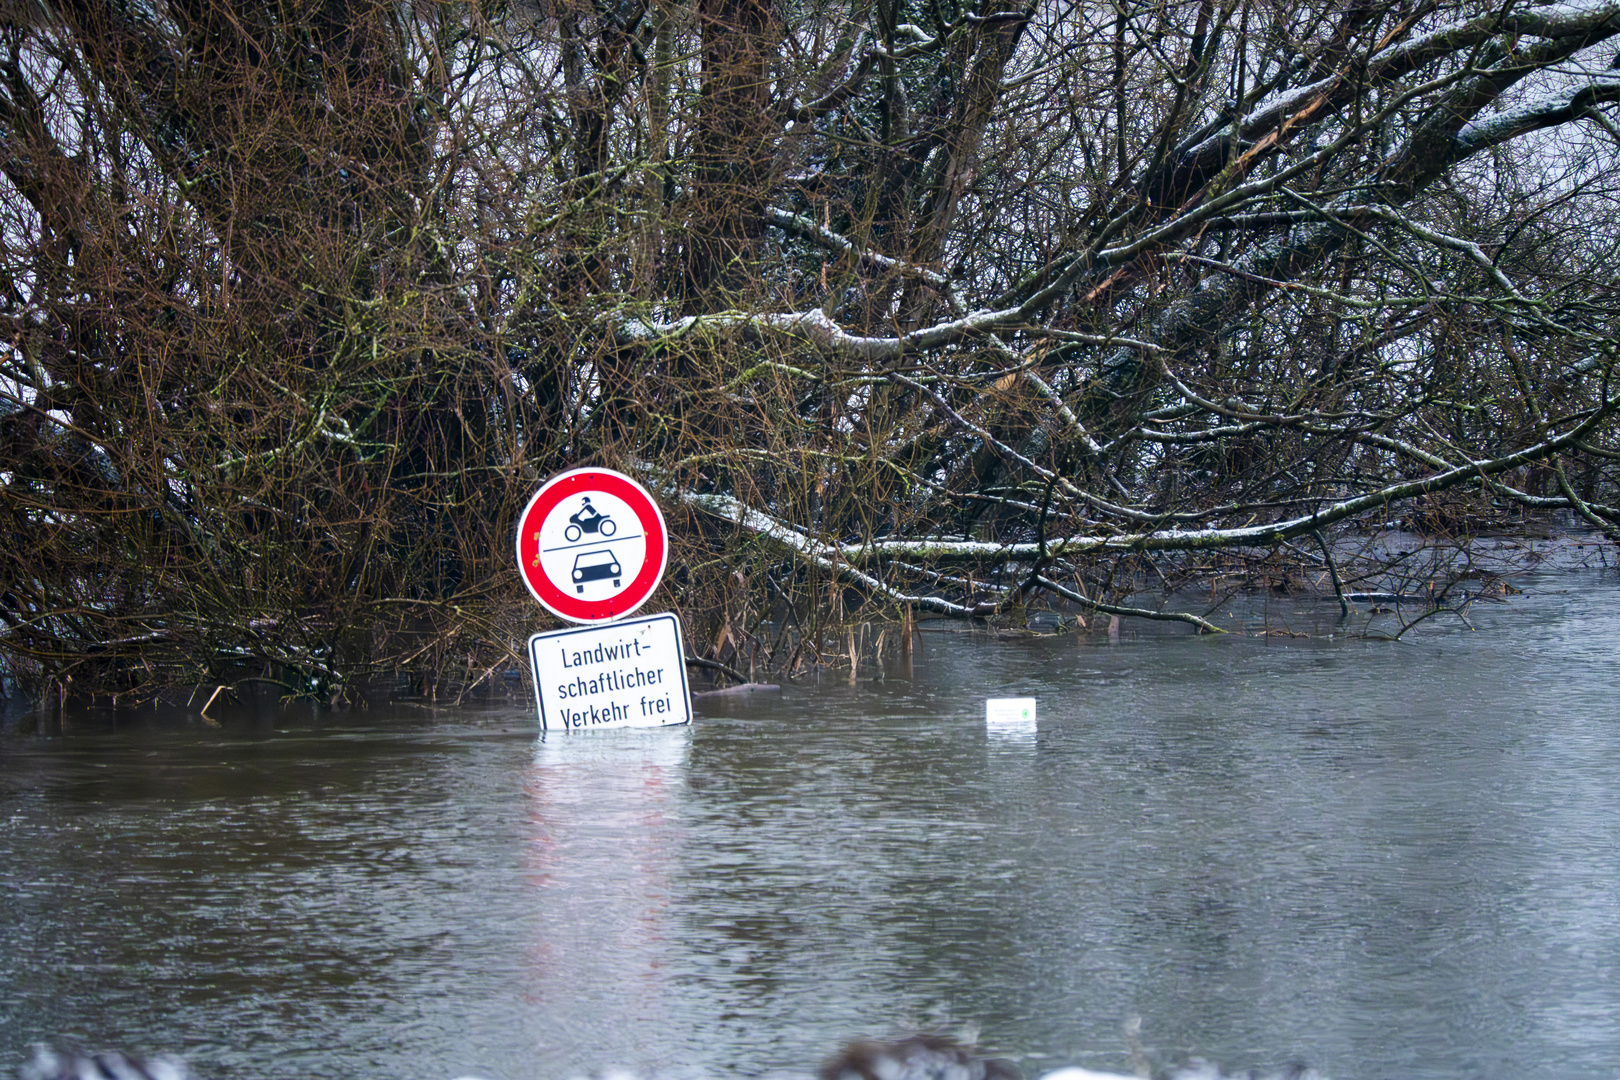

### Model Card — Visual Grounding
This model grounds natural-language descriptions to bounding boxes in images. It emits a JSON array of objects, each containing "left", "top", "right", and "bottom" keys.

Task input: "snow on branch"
[
  {"left": 675, "top": 490, "right": 1224, "bottom": 630},
  {"left": 615, "top": 302, "right": 1041, "bottom": 362},
  {"left": 1453, "top": 76, "right": 1620, "bottom": 152},
  {"left": 764, "top": 207, "right": 951, "bottom": 289},
  {"left": 679, "top": 395, "right": 1617, "bottom": 576},
  {"left": 677, "top": 491, "right": 984, "bottom": 617}
]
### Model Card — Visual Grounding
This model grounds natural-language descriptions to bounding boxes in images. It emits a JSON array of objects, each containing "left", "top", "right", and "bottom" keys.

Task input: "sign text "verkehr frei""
[{"left": 527, "top": 612, "right": 692, "bottom": 731}]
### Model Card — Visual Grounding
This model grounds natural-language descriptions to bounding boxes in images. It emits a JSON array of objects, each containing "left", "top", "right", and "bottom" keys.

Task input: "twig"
[
  {"left": 199, "top": 684, "right": 227, "bottom": 725},
  {"left": 1032, "top": 575, "right": 1226, "bottom": 634},
  {"left": 1314, "top": 528, "right": 1350, "bottom": 620},
  {"left": 685, "top": 654, "right": 750, "bottom": 686}
]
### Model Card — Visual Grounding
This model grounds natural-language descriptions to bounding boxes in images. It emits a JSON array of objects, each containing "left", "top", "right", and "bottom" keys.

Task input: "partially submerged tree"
[{"left": 2, "top": 0, "right": 1618, "bottom": 699}]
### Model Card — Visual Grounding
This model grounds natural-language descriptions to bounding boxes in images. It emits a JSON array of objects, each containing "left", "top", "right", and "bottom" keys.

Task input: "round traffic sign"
[{"left": 516, "top": 467, "right": 669, "bottom": 623}]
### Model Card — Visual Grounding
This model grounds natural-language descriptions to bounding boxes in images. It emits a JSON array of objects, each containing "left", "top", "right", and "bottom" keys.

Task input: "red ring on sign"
[{"left": 516, "top": 468, "right": 669, "bottom": 623}]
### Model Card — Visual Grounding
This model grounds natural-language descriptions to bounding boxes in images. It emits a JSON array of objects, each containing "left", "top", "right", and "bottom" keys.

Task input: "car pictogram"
[{"left": 571, "top": 549, "right": 622, "bottom": 593}]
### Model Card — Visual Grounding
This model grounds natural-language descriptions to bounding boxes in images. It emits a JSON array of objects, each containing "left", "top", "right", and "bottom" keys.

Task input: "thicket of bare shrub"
[{"left": 2, "top": 0, "right": 1618, "bottom": 702}]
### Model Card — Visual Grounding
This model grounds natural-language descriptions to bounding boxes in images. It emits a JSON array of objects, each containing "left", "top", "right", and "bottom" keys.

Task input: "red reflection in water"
[{"left": 520, "top": 733, "right": 688, "bottom": 1039}]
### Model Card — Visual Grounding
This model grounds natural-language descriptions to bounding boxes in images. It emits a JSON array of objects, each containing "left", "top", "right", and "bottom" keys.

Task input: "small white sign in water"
[{"left": 986, "top": 697, "right": 1037, "bottom": 730}]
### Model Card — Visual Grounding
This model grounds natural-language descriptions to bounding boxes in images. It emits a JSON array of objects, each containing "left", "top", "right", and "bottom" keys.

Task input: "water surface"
[{"left": 2, "top": 573, "right": 1618, "bottom": 1080}]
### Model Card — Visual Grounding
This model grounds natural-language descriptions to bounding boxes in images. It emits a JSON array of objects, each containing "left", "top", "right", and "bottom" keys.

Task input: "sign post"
[{"left": 517, "top": 467, "right": 691, "bottom": 731}]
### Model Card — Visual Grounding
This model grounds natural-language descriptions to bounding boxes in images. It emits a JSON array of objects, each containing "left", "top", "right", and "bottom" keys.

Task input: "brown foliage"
[{"left": 2, "top": 0, "right": 1619, "bottom": 701}]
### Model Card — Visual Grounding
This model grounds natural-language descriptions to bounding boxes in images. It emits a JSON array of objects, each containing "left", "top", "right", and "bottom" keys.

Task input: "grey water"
[{"left": 2, "top": 572, "right": 1619, "bottom": 1080}]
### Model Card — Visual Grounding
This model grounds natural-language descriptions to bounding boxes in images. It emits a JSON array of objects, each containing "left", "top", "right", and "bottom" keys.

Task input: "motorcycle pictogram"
[{"left": 564, "top": 497, "right": 617, "bottom": 542}]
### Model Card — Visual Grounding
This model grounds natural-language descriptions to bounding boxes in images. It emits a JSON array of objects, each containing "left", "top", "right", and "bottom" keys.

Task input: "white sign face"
[
  {"left": 517, "top": 467, "right": 670, "bottom": 624},
  {"left": 986, "top": 697, "right": 1037, "bottom": 731},
  {"left": 528, "top": 612, "right": 693, "bottom": 731}
]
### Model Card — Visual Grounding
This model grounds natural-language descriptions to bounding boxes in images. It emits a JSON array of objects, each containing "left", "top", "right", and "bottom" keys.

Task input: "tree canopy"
[{"left": 3, "top": 0, "right": 1619, "bottom": 700}]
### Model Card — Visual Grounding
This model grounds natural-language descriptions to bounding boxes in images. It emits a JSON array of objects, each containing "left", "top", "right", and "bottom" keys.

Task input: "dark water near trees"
[{"left": 3, "top": 572, "right": 1619, "bottom": 1080}]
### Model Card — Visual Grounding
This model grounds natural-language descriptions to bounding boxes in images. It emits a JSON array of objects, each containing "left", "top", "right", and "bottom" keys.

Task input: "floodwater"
[{"left": 2, "top": 571, "right": 1619, "bottom": 1080}]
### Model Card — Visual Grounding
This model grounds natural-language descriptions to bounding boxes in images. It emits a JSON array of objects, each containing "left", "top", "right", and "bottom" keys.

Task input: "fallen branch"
[
  {"left": 684, "top": 654, "right": 751, "bottom": 686},
  {"left": 1032, "top": 575, "right": 1226, "bottom": 635}
]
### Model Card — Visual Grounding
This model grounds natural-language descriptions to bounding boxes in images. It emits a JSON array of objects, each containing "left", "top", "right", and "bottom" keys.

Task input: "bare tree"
[{"left": 2, "top": 0, "right": 1618, "bottom": 699}]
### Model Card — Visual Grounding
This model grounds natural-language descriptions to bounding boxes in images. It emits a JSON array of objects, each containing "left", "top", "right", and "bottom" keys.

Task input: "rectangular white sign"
[
  {"left": 528, "top": 612, "right": 693, "bottom": 731},
  {"left": 986, "top": 697, "right": 1037, "bottom": 731}
]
